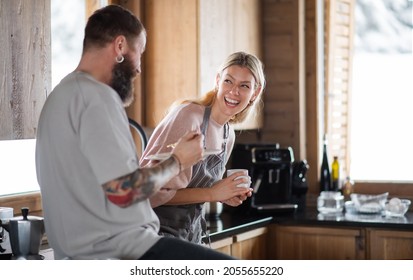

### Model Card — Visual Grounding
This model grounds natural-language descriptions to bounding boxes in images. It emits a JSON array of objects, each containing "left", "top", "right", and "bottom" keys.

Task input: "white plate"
[{"left": 145, "top": 149, "right": 221, "bottom": 161}]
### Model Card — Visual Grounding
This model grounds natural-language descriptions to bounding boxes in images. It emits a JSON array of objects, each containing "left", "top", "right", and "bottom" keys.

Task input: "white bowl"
[{"left": 384, "top": 198, "right": 411, "bottom": 217}]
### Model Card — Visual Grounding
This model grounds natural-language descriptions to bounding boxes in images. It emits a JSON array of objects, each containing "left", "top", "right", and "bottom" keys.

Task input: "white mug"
[
  {"left": 227, "top": 169, "right": 249, "bottom": 188},
  {"left": 0, "top": 207, "right": 13, "bottom": 221}
]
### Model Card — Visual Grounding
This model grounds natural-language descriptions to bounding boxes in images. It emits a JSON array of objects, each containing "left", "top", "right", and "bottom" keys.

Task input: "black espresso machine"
[{"left": 229, "top": 143, "right": 309, "bottom": 214}]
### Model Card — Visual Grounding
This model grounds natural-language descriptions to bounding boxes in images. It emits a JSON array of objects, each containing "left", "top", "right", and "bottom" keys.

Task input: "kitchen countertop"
[
  {"left": 277, "top": 207, "right": 413, "bottom": 229},
  {"left": 204, "top": 206, "right": 413, "bottom": 243}
]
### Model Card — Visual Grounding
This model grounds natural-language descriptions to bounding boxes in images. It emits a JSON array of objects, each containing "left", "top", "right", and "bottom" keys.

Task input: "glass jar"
[
  {"left": 317, "top": 191, "right": 344, "bottom": 214},
  {"left": 342, "top": 176, "right": 354, "bottom": 200}
]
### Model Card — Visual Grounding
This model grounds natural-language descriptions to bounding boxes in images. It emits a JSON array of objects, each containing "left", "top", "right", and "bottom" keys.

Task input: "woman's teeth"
[{"left": 225, "top": 97, "right": 240, "bottom": 105}]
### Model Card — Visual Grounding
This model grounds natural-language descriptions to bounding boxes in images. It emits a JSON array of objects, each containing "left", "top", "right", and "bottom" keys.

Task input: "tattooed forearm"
[{"left": 102, "top": 156, "right": 180, "bottom": 207}]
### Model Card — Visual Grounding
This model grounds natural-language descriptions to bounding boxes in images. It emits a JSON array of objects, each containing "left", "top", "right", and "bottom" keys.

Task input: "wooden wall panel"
[
  {"left": 113, "top": 0, "right": 145, "bottom": 124},
  {"left": 261, "top": 0, "right": 305, "bottom": 156},
  {"left": 0, "top": 0, "right": 51, "bottom": 140},
  {"left": 265, "top": 83, "right": 295, "bottom": 102},
  {"left": 86, "top": 0, "right": 103, "bottom": 17},
  {"left": 261, "top": 131, "right": 297, "bottom": 149},
  {"left": 305, "top": 0, "right": 321, "bottom": 194},
  {"left": 144, "top": 0, "right": 198, "bottom": 127}
]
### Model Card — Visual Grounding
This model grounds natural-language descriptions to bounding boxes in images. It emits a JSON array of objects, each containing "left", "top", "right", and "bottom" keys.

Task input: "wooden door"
[
  {"left": 231, "top": 227, "right": 268, "bottom": 260},
  {"left": 368, "top": 229, "right": 413, "bottom": 260},
  {"left": 210, "top": 236, "right": 233, "bottom": 256},
  {"left": 270, "top": 225, "right": 365, "bottom": 259}
]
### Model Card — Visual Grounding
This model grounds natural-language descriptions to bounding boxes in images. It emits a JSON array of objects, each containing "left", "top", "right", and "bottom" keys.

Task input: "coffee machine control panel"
[{"left": 251, "top": 147, "right": 294, "bottom": 164}]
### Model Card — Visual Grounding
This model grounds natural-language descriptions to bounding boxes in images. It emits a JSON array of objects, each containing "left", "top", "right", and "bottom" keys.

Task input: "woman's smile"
[{"left": 224, "top": 96, "right": 241, "bottom": 107}]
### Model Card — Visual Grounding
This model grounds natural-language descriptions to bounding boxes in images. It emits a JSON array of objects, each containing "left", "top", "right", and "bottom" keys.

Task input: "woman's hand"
[
  {"left": 221, "top": 190, "right": 252, "bottom": 206},
  {"left": 209, "top": 172, "right": 252, "bottom": 203}
]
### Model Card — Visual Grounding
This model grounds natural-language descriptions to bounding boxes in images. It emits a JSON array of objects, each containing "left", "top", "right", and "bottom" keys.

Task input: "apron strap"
[{"left": 201, "top": 106, "right": 212, "bottom": 149}]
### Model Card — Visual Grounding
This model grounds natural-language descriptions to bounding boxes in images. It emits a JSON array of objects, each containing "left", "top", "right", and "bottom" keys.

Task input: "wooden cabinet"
[
  {"left": 209, "top": 223, "right": 413, "bottom": 260},
  {"left": 210, "top": 227, "right": 268, "bottom": 259},
  {"left": 210, "top": 236, "right": 233, "bottom": 256},
  {"left": 269, "top": 224, "right": 366, "bottom": 259},
  {"left": 232, "top": 227, "right": 268, "bottom": 260},
  {"left": 368, "top": 229, "right": 413, "bottom": 260}
]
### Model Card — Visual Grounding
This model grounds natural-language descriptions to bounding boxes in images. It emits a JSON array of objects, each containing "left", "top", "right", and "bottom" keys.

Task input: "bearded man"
[{"left": 35, "top": 4, "right": 232, "bottom": 260}]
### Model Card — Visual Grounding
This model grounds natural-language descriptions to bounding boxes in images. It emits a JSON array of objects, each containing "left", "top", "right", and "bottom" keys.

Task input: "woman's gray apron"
[{"left": 153, "top": 106, "right": 229, "bottom": 244}]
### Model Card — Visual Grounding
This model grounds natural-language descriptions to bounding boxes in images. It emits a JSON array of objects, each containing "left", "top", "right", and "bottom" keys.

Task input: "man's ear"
[{"left": 114, "top": 35, "right": 127, "bottom": 55}]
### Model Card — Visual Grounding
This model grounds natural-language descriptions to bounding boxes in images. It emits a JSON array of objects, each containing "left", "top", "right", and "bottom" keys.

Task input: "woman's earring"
[{"left": 116, "top": 55, "right": 124, "bottom": 63}]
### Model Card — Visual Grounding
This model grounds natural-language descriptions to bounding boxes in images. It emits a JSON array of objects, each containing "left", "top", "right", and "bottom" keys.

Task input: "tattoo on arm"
[{"left": 102, "top": 156, "right": 180, "bottom": 207}]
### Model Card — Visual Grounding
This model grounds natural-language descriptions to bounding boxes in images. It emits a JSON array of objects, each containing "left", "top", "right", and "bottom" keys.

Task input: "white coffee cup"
[
  {"left": 227, "top": 169, "right": 249, "bottom": 188},
  {"left": 0, "top": 207, "right": 13, "bottom": 221}
]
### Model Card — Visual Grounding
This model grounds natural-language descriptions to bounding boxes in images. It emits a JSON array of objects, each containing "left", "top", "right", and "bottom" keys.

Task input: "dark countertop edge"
[
  {"left": 207, "top": 216, "right": 273, "bottom": 243},
  {"left": 275, "top": 208, "right": 413, "bottom": 230},
  {"left": 275, "top": 216, "right": 413, "bottom": 230}
]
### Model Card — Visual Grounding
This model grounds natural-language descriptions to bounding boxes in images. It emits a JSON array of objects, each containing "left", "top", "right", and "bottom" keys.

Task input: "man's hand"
[{"left": 171, "top": 131, "right": 203, "bottom": 171}]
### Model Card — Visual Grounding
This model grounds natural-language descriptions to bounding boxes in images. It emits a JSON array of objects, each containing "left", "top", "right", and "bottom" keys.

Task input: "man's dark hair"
[{"left": 83, "top": 5, "right": 145, "bottom": 51}]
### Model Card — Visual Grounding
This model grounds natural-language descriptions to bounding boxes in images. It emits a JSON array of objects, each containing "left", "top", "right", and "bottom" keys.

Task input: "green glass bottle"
[{"left": 319, "top": 135, "right": 332, "bottom": 192}]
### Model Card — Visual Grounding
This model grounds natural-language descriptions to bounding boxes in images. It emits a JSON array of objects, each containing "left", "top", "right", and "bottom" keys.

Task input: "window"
[
  {"left": 51, "top": 0, "right": 85, "bottom": 89},
  {"left": 0, "top": 139, "right": 38, "bottom": 196},
  {"left": 0, "top": 1, "right": 111, "bottom": 210},
  {"left": 0, "top": 1, "right": 86, "bottom": 197},
  {"left": 350, "top": 0, "right": 413, "bottom": 182},
  {"left": 324, "top": 0, "right": 413, "bottom": 192}
]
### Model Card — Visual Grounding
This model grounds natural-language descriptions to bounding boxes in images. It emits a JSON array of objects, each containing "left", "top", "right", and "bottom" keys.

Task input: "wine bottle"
[
  {"left": 319, "top": 135, "right": 332, "bottom": 192},
  {"left": 331, "top": 156, "right": 340, "bottom": 191}
]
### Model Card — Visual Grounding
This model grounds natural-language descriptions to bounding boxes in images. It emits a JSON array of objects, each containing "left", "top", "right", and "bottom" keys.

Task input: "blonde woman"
[{"left": 140, "top": 51, "right": 266, "bottom": 244}]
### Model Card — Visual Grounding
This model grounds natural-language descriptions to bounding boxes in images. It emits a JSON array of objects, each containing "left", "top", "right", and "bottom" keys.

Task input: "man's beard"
[{"left": 110, "top": 54, "right": 136, "bottom": 107}]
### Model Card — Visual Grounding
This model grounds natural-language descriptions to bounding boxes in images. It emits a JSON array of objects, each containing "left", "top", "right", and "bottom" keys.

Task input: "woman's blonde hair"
[{"left": 172, "top": 52, "right": 266, "bottom": 124}]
